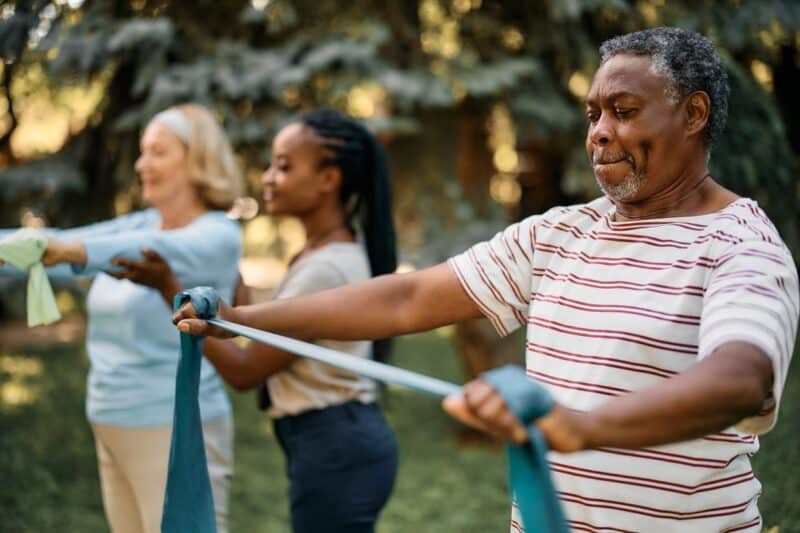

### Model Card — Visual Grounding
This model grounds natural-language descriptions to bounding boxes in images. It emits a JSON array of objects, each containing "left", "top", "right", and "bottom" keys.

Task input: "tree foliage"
[{"left": 0, "top": 0, "right": 797, "bottom": 256}]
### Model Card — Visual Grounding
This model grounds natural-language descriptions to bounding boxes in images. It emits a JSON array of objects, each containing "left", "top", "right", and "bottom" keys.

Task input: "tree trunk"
[
  {"left": 456, "top": 101, "right": 493, "bottom": 216},
  {"left": 772, "top": 42, "right": 800, "bottom": 156},
  {"left": 517, "top": 134, "right": 570, "bottom": 219},
  {"left": 55, "top": 58, "right": 143, "bottom": 226}
]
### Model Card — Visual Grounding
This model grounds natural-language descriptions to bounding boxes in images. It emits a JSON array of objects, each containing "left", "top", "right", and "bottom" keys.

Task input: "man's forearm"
[
  {"left": 569, "top": 342, "right": 774, "bottom": 450},
  {"left": 230, "top": 263, "right": 482, "bottom": 341}
]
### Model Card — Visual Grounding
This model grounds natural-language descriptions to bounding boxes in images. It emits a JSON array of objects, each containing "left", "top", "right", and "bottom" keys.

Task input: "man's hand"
[
  {"left": 443, "top": 378, "right": 590, "bottom": 452},
  {"left": 111, "top": 248, "right": 182, "bottom": 304},
  {"left": 172, "top": 297, "right": 237, "bottom": 338}
]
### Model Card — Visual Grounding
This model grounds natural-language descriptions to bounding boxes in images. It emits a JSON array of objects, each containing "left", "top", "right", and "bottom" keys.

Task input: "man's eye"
[
  {"left": 615, "top": 108, "right": 634, "bottom": 117},
  {"left": 587, "top": 112, "right": 600, "bottom": 123}
]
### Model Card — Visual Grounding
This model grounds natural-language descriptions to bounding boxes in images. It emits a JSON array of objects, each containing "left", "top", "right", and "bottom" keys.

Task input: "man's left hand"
[{"left": 443, "top": 379, "right": 590, "bottom": 452}]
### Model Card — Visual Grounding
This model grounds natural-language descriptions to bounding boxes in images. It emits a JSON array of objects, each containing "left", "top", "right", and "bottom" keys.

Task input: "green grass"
[
  {"left": 1, "top": 332, "right": 798, "bottom": 532},
  {"left": 0, "top": 332, "right": 508, "bottom": 533}
]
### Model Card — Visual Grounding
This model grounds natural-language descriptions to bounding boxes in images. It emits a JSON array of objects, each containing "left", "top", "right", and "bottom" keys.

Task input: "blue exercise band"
[
  {"left": 161, "top": 288, "right": 219, "bottom": 533},
  {"left": 164, "top": 287, "right": 568, "bottom": 533},
  {"left": 483, "top": 365, "right": 569, "bottom": 533},
  {"left": 205, "top": 318, "right": 462, "bottom": 398}
]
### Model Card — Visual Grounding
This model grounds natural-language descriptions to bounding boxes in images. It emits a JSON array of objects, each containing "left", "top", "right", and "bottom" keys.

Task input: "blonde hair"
[{"left": 155, "top": 104, "right": 244, "bottom": 210}]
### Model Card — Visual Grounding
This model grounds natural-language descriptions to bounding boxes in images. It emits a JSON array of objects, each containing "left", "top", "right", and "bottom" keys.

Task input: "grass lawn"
[{"left": 1, "top": 329, "right": 798, "bottom": 532}]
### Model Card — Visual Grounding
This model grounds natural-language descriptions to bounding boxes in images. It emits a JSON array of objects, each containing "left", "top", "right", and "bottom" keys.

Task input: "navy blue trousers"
[{"left": 273, "top": 401, "right": 398, "bottom": 533}]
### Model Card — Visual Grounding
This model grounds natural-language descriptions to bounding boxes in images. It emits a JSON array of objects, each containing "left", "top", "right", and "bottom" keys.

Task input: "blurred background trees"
[
  {"left": 1, "top": 0, "right": 798, "bottom": 248},
  {"left": 2, "top": 4, "right": 799, "bottom": 529},
  {"left": 1, "top": 0, "right": 798, "bottom": 367}
]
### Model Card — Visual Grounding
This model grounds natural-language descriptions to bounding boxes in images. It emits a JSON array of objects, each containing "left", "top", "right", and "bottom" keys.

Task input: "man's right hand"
[{"left": 172, "top": 297, "right": 238, "bottom": 338}]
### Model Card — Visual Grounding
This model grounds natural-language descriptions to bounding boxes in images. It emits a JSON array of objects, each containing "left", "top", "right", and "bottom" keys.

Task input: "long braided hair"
[{"left": 299, "top": 109, "right": 397, "bottom": 362}]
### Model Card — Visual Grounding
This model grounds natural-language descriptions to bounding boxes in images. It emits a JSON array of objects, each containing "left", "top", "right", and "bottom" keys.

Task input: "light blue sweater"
[{"left": 0, "top": 209, "right": 240, "bottom": 427}]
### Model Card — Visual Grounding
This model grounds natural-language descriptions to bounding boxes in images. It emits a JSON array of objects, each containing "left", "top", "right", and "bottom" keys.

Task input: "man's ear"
[{"left": 685, "top": 91, "right": 711, "bottom": 138}]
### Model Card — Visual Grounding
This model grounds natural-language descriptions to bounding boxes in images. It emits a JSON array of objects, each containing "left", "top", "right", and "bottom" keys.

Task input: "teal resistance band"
[
  {"left": 169, "top": 287, "right": 568, "bottom": 533},
  {"left": 205, "top": 319, "right": 461, "bottom": 398},
  {"left": 483, "top": 366, "right": 569, "bottom": 533},
  {"left": 161, "top": 289, "right": 218, "bottom": 533}
]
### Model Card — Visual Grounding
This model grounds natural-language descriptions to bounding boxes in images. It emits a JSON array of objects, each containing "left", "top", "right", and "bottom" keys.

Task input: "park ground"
[{"left": 1, "top": 320, "right": 798, "bottom": 532}]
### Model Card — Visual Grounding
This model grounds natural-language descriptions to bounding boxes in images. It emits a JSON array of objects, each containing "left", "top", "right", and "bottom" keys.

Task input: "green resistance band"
[{"left": 0, "top": 228, "right": 61, "bottom": 327}]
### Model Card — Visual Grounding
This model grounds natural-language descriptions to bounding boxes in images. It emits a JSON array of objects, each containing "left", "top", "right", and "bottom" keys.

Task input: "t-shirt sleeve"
[
  {"left": 447, "top": 216, "right": 537, "bottom": 337},
  {"left": 275, "top": 260, "right": 348, "bottom": 301},
  {"left": 699, "top": 238, "right": 799, "bottom": 435}
]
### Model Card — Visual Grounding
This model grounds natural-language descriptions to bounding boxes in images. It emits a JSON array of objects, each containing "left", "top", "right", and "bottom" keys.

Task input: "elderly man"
[{"left": 176, "top": 27, "right": 798, "bottom": 532}]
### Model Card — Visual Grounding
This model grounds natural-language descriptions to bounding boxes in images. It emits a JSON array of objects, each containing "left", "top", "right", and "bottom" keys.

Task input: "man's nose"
[{"left": 589, "top": 113, "right": 613, "bottom": 146}]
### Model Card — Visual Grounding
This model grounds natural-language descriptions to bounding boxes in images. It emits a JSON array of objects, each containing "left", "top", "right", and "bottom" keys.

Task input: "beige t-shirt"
[{"left": 266, "top": 242, "right": 378, "bottom": 418}]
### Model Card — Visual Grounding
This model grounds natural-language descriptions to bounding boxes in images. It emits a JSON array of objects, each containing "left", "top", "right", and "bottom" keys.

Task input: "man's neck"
[{"left": 611, "top": 156, "right": 736, "bottom": 221}]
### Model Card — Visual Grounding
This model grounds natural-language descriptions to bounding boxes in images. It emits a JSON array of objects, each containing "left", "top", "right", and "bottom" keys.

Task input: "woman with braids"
[{"left": 123, "top": 108, "right": 399, "bottom": 533}]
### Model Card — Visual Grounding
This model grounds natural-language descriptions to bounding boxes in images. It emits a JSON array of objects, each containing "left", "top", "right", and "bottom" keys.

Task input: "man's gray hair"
[{"left": 599, "top": 27, "right": 729, "bottom": 150}]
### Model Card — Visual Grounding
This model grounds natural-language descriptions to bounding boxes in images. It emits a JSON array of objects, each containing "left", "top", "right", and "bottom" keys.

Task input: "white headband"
[{"left": 151, "top": 108, "right": 190, "bottom": 144}]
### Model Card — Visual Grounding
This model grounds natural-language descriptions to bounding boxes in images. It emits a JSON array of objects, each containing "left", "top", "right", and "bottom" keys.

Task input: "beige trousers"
[{"left": 91, "top": 416, "right": 233, "bottom": 533}]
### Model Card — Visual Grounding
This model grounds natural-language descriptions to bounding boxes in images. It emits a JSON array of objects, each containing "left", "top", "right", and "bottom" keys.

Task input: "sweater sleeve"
[
  {"left": 0, "top": 210, "right": 158, "bottom": 280},
  {"left": 73, "top": 213, "right": 242, "bottom": 289}
]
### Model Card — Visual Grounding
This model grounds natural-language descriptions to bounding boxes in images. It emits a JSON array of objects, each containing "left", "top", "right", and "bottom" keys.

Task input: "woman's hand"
[
  {"left": 41, "top": 237, "right": 87, "bottom": 266},
  {"left": 442, "top": 378, "right": 591, "bottom": 452},
  {"left": 111, "top": 248, "right": 182, "bottom": 305},
  {"left": 172, "top": 297, "right": 238, "bottom": 338}
]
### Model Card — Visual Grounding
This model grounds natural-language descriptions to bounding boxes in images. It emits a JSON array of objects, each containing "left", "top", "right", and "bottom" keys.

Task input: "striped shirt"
[{"left": 449, "top": 196, "right": 798, "bottom": 533}]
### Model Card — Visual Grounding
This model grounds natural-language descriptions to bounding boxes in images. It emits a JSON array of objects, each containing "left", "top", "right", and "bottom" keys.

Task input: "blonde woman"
[{"left": 1, "top": 104, "right": 243, "bottom": 533}]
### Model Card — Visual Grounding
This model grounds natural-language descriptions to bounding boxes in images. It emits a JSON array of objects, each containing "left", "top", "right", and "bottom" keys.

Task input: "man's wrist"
[{"left": 538, "top": 405, "right": 596, "bottom": 453}]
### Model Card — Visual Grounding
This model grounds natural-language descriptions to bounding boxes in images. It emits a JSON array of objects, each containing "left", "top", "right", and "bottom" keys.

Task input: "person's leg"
[
  {"left": 92, "top": 424, "right": 146, "bottom": 533},
  {"left": 92, "top": 423, "right": 172, "bottom": 533},
  {"left": 203, "top": 415, "right": 234, "bottom": 533},
  {"left": 275, "top": 402, "right": 398, "bottom": 533}
]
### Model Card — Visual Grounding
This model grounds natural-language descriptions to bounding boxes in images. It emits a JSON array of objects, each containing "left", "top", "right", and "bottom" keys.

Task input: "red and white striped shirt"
[{"left": 449, "top": 196, "right": 798, "bottom": 533}]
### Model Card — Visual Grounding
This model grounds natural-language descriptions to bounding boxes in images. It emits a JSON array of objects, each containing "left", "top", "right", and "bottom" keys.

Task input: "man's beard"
[{"left": 597, "top": 170, "right": 645, "bottom": 202}]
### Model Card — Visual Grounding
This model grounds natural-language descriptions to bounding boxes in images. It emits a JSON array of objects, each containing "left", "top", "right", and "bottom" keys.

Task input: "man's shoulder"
[
  {"left": 518, "top": 196, "right": 612, "bottom": 227},
  {"left": 708, "top": 198, "right": 785, "bottom": 245}
]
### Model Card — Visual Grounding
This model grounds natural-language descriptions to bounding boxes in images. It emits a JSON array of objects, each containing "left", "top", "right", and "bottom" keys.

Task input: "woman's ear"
[
  {"left": 685, "top": 91, "right": 711, "bottom": 139},
  {"left": 319, "top": 164, "right": 342, "bottom": 194}
]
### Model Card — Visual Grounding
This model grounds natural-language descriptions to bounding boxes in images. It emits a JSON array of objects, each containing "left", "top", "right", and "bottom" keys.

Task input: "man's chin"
[{"left": 596, "top": 174, "right": 645, "bottom": 203}]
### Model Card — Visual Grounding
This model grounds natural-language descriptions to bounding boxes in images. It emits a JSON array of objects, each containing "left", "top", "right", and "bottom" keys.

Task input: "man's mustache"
[{"left": 592, "top": 153, "right": 635, "bottom": 166}]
